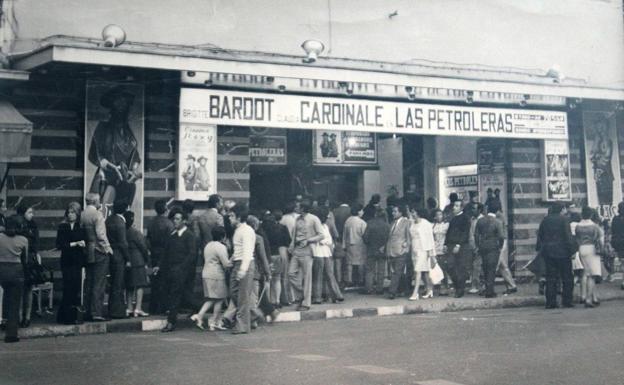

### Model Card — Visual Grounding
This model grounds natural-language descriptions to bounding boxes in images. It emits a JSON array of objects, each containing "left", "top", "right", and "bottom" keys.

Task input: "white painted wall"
[{"left": 6, "top": 0, "right": 623, "bottom": 87}]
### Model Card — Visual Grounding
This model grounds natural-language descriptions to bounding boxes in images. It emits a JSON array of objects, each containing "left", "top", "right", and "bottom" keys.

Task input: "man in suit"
[
  {"left": 386, "top": 204, "right": 411, "bottom": 299},
  {"left": 105, "top": 200, "right": 131, "bottom": 318},
  {"left": 536, "top": 202, "right": 576, "bottom": 309},
  {"left": 81, "top": 193, "right": 113, "bottom": 321},
  {"left": 161, "top": 208, "right": 197, "bottom": 332},
  {"left": 147, "top": 199, "right": 173, "bottom": 314},
  {"left": 475, "top": 205, "right": 505, "bottom": 298},
  {"left": 180, "top": 199, "right": 202, "bottom": 312},
  {"left": 197, "top": 194, "right": 224, "bottom": 249},
  {"left": 332, "top": 202, "right": 351, "bottom": 286},
  {"left": 445, "top": 200, "right": 472, "bottom": 298}
]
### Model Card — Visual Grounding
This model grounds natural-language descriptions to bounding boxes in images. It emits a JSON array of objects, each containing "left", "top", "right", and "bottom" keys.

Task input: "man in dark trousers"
[
  {"left": 445, "top": 200, "right": 472, "bottom": 298},
  {"left": 147, "top": 199, "right": 173, "bottom": 314},
  {"left": 536, "top": 202, "right": 577, "bottom": 309},
  {"left": 475, "top": 205, "right": 505, "bottom": 298},
  {"left": 105, "top": 200, "right": 131, "bottom": 318},
  {"left": 161, "top": 208, "right": 197, "bottom": 332},
  {"left": 180, "top": 199, "right": 202, "bottom": 312},
  {"left": 611, "top": 201, "right": 624, "bottom": 290}
]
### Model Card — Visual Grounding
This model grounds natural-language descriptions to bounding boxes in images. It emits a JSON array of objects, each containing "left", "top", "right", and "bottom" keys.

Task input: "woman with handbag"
[
  {"left": 55, "top": 202, "right": 87, "bottom": 324},
  {"left": 408, "top": 207, "right": 436, "bottom": 300},
  {"left": 123, "top": 211, "right": 151, "bottom": 317},
  {"left": 15, "top": 204, "right": 39, "bottom": 328},
  {"left": 575, "top": 206, "right": 603, "bottom": 308}
]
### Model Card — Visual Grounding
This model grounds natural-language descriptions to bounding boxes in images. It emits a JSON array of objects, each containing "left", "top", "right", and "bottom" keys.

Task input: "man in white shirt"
[{"left": 228, "top": 204, "right": 256, "bottom": 334}]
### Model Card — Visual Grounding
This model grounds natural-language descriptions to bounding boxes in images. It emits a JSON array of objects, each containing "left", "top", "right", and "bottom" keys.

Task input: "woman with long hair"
[
  {"left": 0, "top": 216, "right": 28, "bottom": 342},
  {"left": 123, "top": 211, "right": 151, "bottom": 317},
  {"left": 15, "top": 204, "right": 39, "bottom": 327},
  {"left": 575, "top": 206, "right": 603, "bottom": 307},
  {"left": 191, "top": 226, "right": 231, "bottom": 330},
  {"left": 432, "top": 209, "right": 451, "bottom": 296},
  {"left": 408, "top": 207, "right": 436, "bottom": 300},
  {"left": 55, "top": 202, "right": 86, "bottom": 324}
]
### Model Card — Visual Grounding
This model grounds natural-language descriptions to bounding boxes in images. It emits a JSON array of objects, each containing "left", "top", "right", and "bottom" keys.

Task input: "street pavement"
[{"left": 2, "top": 301, "right": 623, "bottom": 385}]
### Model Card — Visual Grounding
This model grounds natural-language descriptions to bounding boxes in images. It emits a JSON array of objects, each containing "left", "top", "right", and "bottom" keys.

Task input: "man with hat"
[
  {"left": 195, "top": 156, "right": 211, "bottom": 191},
  {"left": 319, "top": 132, "right": 330, "bottom": 158},
  {"left": 328, "top": 133, "right": 339, "bottom": 157},
  {"left": 87, "top": 85, "right": 142, "bottom": 210},
  {"left": 182, "top": 154, "right": 196, "bottom": 191}
]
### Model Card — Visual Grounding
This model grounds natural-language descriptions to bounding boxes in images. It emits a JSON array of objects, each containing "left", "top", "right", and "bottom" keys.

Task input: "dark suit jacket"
[
  {"left": 163, "top": 228, "right": 196, "bottom": 271},
  {"left": 536, "top": 214, "right": 576, "bottom": 259},
  {"left": 475, "top": 215, "right": 504, "bottom": 251},
  {"left": 147, "top": 215, "right": 174, "bottom": 267},
  {"left": 445, "top": 212, "right": 472, "bottom": 247},
  {"left": 106, "top": 214, "right": 130, "bottom": 263},
  {"left": 611, "top": 215, "right": 624, "bottom": 253}
]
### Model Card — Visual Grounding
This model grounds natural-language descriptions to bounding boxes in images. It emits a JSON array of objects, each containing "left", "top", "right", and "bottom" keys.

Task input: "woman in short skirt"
[
  {"left": 124, "top": 211, "right": 151, "bottom": 317},
  {"left": 408, "top": 207, "right": 436, "bottom": 300},
  {"left": 191, "top": 226, "right": 231, "bottom": 330},
  {"left": 574, "top": 206, "right": 603, "bottom": 308}
]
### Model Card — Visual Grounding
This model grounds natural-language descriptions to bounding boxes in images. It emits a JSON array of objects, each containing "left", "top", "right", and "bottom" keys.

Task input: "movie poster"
[
  {"left": 176, "top": 124, "right": 217, "bottom": 200},
  {"left": 542, "top": 140, "right": 572, "bottom": 202},
  {"left": 313, "top": 130, "right": 343, "bottom": 164},
  {"left": 583, "top": 111, "right": 622, "bottom": 219},
  {"left": 84, "top": 81, "right": 144, "bottom": 229}
]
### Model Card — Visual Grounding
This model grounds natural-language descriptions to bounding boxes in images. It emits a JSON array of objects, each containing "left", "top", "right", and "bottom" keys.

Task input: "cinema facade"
[{"left": 1, "top": 36, "right": 623, "bottom": 277}]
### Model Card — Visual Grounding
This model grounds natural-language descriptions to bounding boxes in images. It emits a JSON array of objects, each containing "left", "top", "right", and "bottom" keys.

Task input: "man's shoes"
[
  {"left": 268, "top": 309, "right": 280, "bottom": 323},
  {"left": 387, "top": 293, "right": 396, "bottom": 300},
  {"left": 485, "top": 293, "right": 497, "bottom": 298},
  {"left": 312, "top": 301, "right": 322, "bottom": 305},
  {"left": 296, "top": 305, "right": 310, "bottom": 311},
  {"left": 454, "top": 291, "right": 464, "bottom": 298},
  {"left": 251, "top": 321, "right": 258, "bottom": 330},
  {"left": 504, "top": 287, "right": 518, "bottom": 295},
  {"left": 468, "top": 288, "right": 479, "bottom": 294},
  {"left": 592, "top": 299, "right": 601, "bottom": 306},
  {"left": 545, "top": 304, "right": 559, "bottom": 309},
  {"left": 92, "top": 316, "right": 108, "bottom": 322},
  {"left": 562, "top": 303, "right": 575, "bottom": 308},
  {"left": 221, "top": 318, "right": 234, "bottom": 329},
  {"left": 584, "top": 301, "right": 595, "bottom": 308},
  {"left": 19, "top": 319, "right": 30, "bottom": 328},
  {"left": 332, "top": 297, "right": 344, "bottom": 303},
  {"left": 231, "top": 329, "right": 248, "bottom": 335},
  {"left": 161, "top": 323, "right": 176, "bottom": 333},
  {"left": 4, "top": 336, "right": 19, "bottom": 343}
]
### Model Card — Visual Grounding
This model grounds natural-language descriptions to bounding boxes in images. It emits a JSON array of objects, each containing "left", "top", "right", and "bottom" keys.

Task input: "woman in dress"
[
  {"left": 431, "top": 209, "right": 451, "bottom": 296},
  {"left": 55, "top": 202, "right": 86, "bottom": 324},
  {"left": 123, "top": 211, "right": 151, "bottom": 317},
  {"left": 408, "top": 207, "right": 436, "bottom": 300},
  {"left": 191, "top": 226, "right": 231, "bottom": 330},
  {"left": 575, "top": 206, "right": 603, "bottom": 308},
  {"left": 15, "top": 204, "right": 39, "bottom": 327},
  {"left": 342, "top": 204, "right": 367, "bottom": 287}
]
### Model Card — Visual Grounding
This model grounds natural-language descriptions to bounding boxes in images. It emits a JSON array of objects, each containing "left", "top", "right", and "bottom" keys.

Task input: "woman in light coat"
[
  {"left": 342, "top": 204, "right": 367, "bottom": 287},
  {"left": 408, "top": 207, "right": 436, "bottom": 300}
]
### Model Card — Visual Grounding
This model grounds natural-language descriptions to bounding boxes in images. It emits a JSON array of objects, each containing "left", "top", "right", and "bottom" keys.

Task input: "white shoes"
[
  {"left": 409, "top": 294, "right": 420, "bottom": 301},
  {"left": 190, "top": 314, "right": 205, "bottom": 330}
]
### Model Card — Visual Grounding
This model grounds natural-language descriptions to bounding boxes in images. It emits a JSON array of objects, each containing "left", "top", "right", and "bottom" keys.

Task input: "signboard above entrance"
[{"left": 180, "top": 89, "right": 568, "bottom": 140}]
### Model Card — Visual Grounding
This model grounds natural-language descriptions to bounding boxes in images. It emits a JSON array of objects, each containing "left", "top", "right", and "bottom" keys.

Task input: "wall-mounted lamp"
[
  {"left": 519, "top": 94, "right": 530, "bottom": 107},
  {"left": 278, "top": 85, "right": 286, "bottom": 93},
  {"left": 546, "top": 65, "right": 564, "bottom": 83},
  {"left": 204, "top": 79, "right": 213, "bottom": 87},
  {"left": 187, "top": 71, "right": 196, "bottom": 77},
  {"left": 102, "top": 24, "right": 126, "bottom": 48},
  {"left": 465, "top": 90, "right": 474, "bottom": 104},
  {"left": 405, "top": 86, "right": 416, "bottom": 100},
  {"left": 568, "top": 98, "right": 582, "bottom": 109},
  {"left": 301, "top": 39, "right": 325, "bottom": 63}
]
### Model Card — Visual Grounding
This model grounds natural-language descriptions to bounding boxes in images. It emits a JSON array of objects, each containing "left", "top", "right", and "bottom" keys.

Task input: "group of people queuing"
[{"left": 536, "top": 201, "right": 624, "bottom": 309}]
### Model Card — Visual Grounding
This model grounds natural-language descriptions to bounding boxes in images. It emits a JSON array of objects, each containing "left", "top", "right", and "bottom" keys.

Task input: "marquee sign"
[{"left": 180, "top": 89, "right": 568, "bottom": 140}]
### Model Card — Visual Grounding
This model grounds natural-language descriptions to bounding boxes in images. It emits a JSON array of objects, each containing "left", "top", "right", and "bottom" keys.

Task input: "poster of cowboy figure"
[
  {"left": 84, "top": 81, "right": 144, "bottom": 228},
  {"left": 583, "top": 111, "right": 622, "bottom": 219}
]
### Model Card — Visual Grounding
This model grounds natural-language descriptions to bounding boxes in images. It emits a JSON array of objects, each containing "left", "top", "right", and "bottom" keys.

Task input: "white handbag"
[{"left": 430, "top": 262, "right": 445, "bottom": 285}]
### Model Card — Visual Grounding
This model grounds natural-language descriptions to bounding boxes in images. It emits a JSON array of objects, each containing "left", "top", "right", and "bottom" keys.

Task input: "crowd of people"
[{"left": 1, "top": 190, "right": 623, "bottom": 343}]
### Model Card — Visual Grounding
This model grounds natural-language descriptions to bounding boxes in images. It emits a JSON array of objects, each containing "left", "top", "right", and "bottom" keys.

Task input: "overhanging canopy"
[{"left": 0, "top": 100, "right": 33, "bottom": 163}]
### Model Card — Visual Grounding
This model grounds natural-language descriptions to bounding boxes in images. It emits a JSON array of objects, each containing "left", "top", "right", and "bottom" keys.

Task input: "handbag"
[
  {"left": 430, "top": 262, "right": 444, "bottom": 285},
  {"left": 571, "top": 252, "right": 584, "bottom": 271}
]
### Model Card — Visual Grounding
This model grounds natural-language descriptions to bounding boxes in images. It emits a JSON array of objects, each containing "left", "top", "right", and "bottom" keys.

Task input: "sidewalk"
[{"left": 5, "top": 281, "right": 624, "bottom": 340}]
